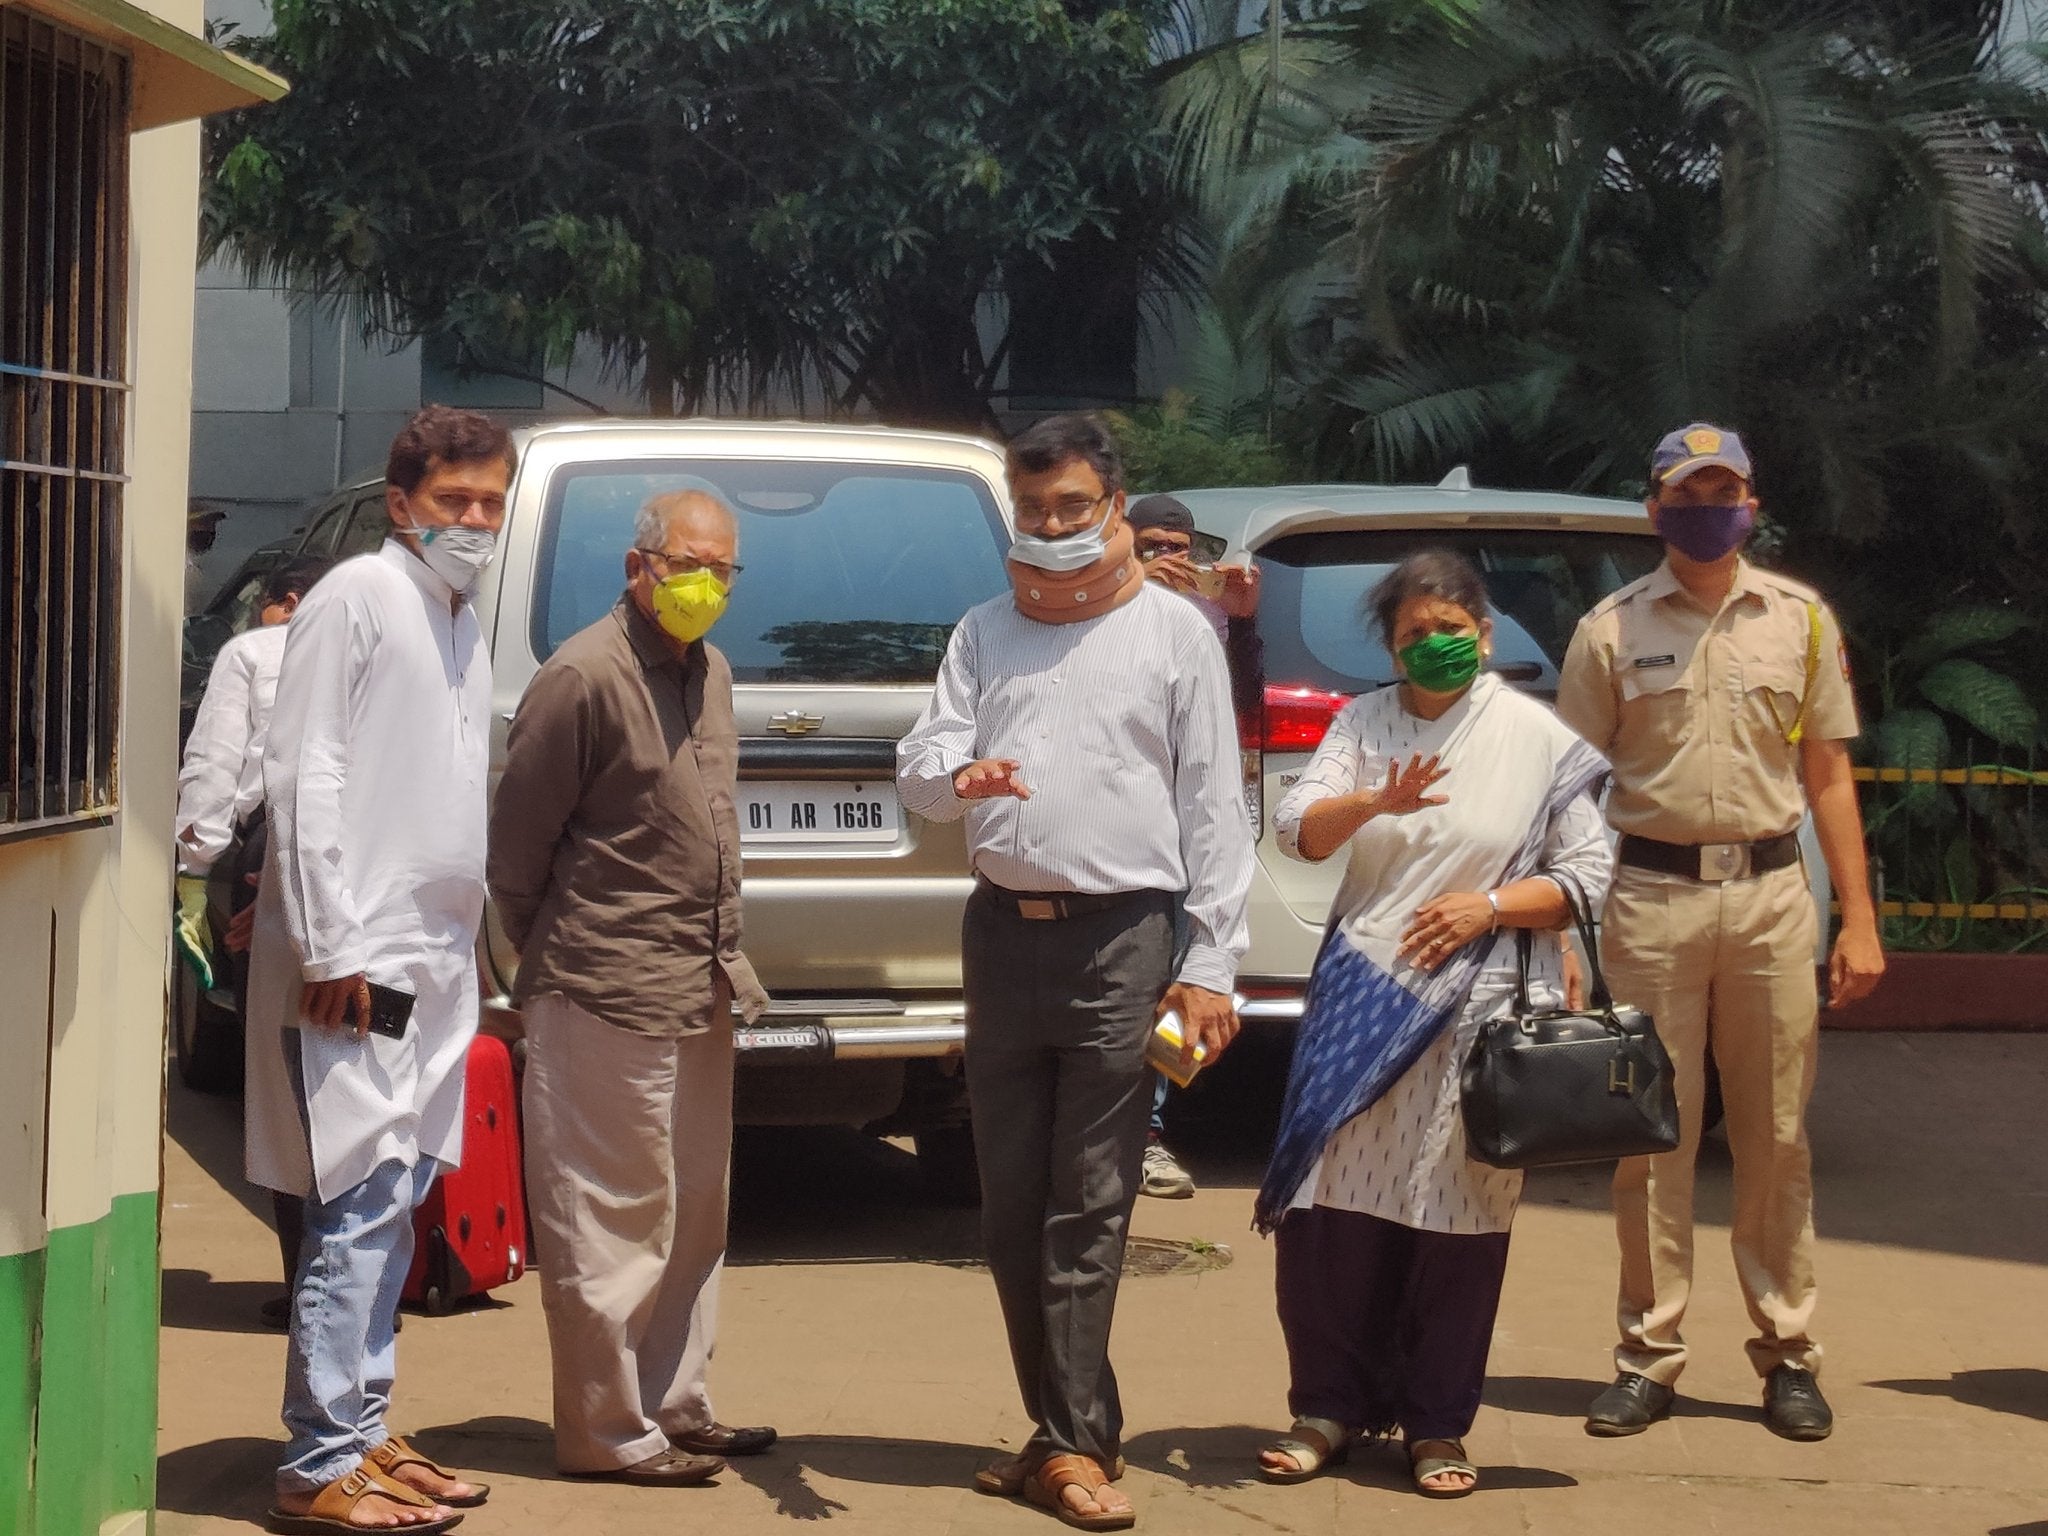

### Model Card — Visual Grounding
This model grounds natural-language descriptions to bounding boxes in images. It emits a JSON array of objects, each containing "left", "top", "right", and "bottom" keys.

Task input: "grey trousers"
[
  {"left": 522, "top": 992, "right": 734, "bottom": 1472},
  {"left": 962, "top": 885, "right": 1175, "bottom": 1465}
]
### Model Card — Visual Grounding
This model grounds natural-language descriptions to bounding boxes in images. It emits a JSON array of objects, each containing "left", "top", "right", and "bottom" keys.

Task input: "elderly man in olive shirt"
[{"left": 489, "top": 489, "right": 773, "bottom": 1485}]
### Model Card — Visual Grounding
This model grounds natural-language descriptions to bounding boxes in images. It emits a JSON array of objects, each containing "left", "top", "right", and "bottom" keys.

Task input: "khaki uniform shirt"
[
  {"left": 489, "top": 597, "right": 769, "bottom": 1035},
  {"left": 1555, "top": 560, "right": 1859, "bottom": 844}
]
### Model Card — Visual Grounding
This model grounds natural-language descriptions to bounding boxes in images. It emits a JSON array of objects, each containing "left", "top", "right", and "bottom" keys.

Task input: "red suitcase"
[{"left": 403, "top": 1033, "right": 529, "bottom": 1314}]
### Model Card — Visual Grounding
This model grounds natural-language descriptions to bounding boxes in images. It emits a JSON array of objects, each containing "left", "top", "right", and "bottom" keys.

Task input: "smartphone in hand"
[{"left": 352, "top": 981, "right": 416, "bottom": 1040}]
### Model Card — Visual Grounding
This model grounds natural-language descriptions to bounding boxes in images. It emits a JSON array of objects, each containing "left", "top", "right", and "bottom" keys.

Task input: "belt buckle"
[
  {"left": 1697, "top": 842, "right": 1751, "bottom": 882},
  {"left": 1017, "top": 897, "right": 1059, "bottom": 921}
]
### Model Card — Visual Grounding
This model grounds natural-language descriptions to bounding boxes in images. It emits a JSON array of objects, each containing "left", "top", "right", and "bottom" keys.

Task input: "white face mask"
[
  {"left": 404, "top": 520, "right": 498, "bottom": 592},
  {"left": 1008, "top": 522, "right": 1112, "bottom": 573}
]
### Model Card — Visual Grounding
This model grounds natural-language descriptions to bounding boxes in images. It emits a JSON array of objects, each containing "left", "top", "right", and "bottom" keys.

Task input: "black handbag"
[{"left": 1460, "top": 872, "right": 1681, "bottom": 1170}]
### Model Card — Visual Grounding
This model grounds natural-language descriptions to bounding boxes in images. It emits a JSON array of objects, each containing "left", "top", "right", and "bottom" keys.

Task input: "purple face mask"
[{"left": 1658, "top": 501, "right": 1755, "bottom": 563}]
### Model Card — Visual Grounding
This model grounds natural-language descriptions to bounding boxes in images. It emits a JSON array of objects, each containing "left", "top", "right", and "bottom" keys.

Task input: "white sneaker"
[{"left": 1141, "top": 1139, "right": 1196, "bottom": 1199}]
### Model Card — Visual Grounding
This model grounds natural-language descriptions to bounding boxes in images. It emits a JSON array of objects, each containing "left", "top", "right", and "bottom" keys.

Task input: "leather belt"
[
  {"left": 976, "top": 880, "right": 1158, "bottom": 921},
  {"left": 1618, "top": 831, "right": 1800, "bottom": 883}
]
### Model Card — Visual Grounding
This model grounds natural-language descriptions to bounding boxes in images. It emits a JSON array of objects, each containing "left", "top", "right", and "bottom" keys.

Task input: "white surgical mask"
[
  {"left": 1008, "top": 523, "right": 1112, "bottom": 573},
  {"left": 404, "top": 521, "right": 498, "bottom": 592}
]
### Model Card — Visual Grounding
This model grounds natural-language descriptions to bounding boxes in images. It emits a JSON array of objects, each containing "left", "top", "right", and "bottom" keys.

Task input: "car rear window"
[
  {"left": 532, "top": 459, "right": 1010, "bottom": 682},
  {"left": 1255, "top": 527, "right": 1664, "bottom": 696}
]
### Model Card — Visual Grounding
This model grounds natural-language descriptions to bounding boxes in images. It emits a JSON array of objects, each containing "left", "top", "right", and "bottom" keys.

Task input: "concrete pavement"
[{"left": 157, "top": 1030, "right": 2048, "bottom": 1535}]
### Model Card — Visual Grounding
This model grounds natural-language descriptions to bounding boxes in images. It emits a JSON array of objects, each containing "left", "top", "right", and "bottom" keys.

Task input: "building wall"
[{"left": 0, "top": 4, "right": 213, "bottom": 1532}]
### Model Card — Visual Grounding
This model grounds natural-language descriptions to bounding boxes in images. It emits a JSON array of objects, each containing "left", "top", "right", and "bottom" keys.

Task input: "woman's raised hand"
[{"left": 1368, "top": 753, "right": 1449, "bottom": 817}]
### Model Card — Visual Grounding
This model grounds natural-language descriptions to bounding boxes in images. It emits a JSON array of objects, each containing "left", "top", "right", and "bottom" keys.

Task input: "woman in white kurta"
[{"left": 1254, "top": 552, "right": 1612, "bottom": 1498}]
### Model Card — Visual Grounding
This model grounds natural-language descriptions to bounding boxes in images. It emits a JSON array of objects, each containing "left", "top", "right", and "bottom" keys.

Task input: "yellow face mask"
[{"left": 650, "top": 567, "right": 729, "bottom": 643}]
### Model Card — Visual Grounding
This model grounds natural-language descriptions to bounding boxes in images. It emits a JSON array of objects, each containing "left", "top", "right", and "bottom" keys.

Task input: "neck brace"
[{"left": 1008, "top": 521, "right": 1145, "bottom": 624}]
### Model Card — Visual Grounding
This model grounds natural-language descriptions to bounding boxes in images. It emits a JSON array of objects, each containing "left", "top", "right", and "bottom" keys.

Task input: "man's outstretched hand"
[{"left": 954, "top": 759, "right": 1032, "bottom": 801}]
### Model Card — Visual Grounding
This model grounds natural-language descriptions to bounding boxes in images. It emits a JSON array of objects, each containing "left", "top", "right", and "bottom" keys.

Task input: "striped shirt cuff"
[{"left": 1175, "top": 945, "right": 1237, "bottom": 997}]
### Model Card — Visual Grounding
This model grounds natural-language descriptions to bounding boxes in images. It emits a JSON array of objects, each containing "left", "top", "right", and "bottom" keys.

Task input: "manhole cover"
[{"left": 1122, "top": 1236, "right": 1233, "bottom": 1277}]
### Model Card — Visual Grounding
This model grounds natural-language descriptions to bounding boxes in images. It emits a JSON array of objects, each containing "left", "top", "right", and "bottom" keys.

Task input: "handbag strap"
[{"left": 1511, "top": 869, "right": 1616, "bottom": 1014}]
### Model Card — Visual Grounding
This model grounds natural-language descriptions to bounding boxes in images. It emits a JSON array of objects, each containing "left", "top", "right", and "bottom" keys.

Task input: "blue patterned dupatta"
[{"left": 1252, "top": 732, "right": 1609, "bottom": 1235}]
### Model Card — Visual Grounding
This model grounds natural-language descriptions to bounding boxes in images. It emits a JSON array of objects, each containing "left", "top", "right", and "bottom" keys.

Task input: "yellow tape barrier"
[{"left": 1853, "top": 767, "right": 2047, "bottom": 786}]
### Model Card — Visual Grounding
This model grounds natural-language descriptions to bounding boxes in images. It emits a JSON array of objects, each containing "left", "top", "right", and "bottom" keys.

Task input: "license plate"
[{"left": 740, "top": 780, "right": 901, "bottom": 844}]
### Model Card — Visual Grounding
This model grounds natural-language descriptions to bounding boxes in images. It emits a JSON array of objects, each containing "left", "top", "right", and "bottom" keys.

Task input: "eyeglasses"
[
  {"left": 638, "top": 548, "right": 742, "bottom": 584},
  {"left": 1013, "top": 493, "right": 1108, "bottom": 533},
  {"left": 426, "top": 491, "right": 507, "bottom": 519}
]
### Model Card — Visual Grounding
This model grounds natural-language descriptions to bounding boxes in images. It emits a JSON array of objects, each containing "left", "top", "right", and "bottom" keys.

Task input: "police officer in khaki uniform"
[{"left": 1556, "top": 424, "right": 1884, "bottom": 1443}]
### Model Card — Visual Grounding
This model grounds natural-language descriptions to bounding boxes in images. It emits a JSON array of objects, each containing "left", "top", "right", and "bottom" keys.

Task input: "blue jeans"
[{"left": 277, "top": 1156, "right": 437, "bottom": 1492}]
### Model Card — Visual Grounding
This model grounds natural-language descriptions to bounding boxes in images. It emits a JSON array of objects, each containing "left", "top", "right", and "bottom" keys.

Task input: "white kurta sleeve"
[
  {"left": 1271, "top": 699, "right": 1374, "bottom": 862},
  {"left": 174, "top": 638, "right": 259, "bottom": 875},
  {"left": 1170, "top": 626, "right": 1254, "bottom": 994},
  {"left": 263, "top": 584, "right": 375, "bottom": 983},
  {"left": 896, "top": 613, "right": 981, "bottom": 823}
]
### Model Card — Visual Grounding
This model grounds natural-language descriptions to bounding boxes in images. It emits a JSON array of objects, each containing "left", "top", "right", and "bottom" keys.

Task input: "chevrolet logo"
[{"left": 766, "top": 710, "right": 825, "bottom": 737}]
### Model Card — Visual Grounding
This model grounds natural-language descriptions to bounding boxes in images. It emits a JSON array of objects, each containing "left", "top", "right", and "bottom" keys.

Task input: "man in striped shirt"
[{"left": 898, "top": 413, "right": 1255, "bottom": 1529}]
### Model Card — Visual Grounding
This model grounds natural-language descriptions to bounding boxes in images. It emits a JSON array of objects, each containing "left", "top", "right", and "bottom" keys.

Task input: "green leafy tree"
[
  {"left": 1162, "top": 0, "right": 2048, "bottom": 625},
  {"left": 205, "top": 0, "right": 1174, "bottom": 426}
]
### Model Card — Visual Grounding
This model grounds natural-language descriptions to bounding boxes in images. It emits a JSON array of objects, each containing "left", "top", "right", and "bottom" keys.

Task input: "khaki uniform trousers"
[
  {"left": 1600, "top": 861, "right": 1823, "bottom": 1386},
  {"left": 522, "top": 991, "right": 734, "bottom": 1472}
]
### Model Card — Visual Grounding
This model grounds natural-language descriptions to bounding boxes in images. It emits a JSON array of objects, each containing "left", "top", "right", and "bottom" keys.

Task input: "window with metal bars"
[{"left": 1, "top": 11, "right": 129, "bottom": 838}]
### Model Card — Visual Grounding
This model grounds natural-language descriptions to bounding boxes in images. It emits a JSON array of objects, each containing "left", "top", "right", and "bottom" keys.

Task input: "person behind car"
[
  {"left": 1250, "top": 549, "right": 1612, "bottom": 1497},
  {"left": 245, "top": 405, "right": 509, "bottom": 1533},
  {"left": 1556, "top": 424, "right": 1884, "bottom": 1443},
  {"left": 172, "top": 554, "right": 333, "bottom": 1327},
  {"left": 897, "top": 412, "right": 1255, "bottom": 1531},
  {"left": 1121, "top": 493, "right": 1266, "bottom": 1202},
  {"left": 487, "top": 489, "right": 774, "bottom": 1487}
]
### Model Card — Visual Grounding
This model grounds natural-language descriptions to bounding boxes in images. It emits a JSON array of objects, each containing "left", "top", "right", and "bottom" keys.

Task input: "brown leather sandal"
[
  {"left": 267, "top": 1466, "right": 464, "bottom": 1535},
  {"left": 367, "top": 1434, "right": 490, "bottom": 1508},
  {"left": 1023, "top": 1453, "right": 1136, "bottom": 1530},
  {"left": 974, "top": 1452, "right": 1126, "bottom": 1497}
]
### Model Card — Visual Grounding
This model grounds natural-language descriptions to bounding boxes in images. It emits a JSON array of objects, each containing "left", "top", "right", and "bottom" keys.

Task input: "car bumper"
[{"left": 482, "top": 994, "right": 969, "bottom": 1062}]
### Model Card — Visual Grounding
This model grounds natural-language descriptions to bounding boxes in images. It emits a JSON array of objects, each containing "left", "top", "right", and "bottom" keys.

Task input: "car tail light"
[{"left": 1254, "top": 684, "right": 1353, "bottom": 753}]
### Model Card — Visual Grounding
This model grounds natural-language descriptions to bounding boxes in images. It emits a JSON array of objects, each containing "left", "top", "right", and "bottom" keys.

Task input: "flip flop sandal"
[
  {"left": 367, "top": 1434, "right": 490, "bottom": 1508},
  {"left": 1407, "top": 1438, "right": 1478, "bottom": 1499},
  {"left": 268, "top": 1466, "right": 464, "bottom": 1535},
  {"left": 1023, "top": 1453, "right": 1136, "bottom": 1531},
  {"left": 975, "top": 1453, "right": 1127, "bottom": 1497},
  {"left": 672, "top": 1423, "right": 778, "bottom": 1457},
  {"left": 1258, "top": 1417, "right": 1351, "bottom": 1485}
]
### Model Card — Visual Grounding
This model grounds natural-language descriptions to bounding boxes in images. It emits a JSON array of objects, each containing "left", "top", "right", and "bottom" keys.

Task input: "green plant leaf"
[
  {"left": 1900, "top": 605, "right": 2031, "bottom": 676},
  {"left": 1871, "top": 704, "right": 1948, "bottom": 822},
  {"left": 1917, "top": 658, "right": 2039, "bottom": 749}
]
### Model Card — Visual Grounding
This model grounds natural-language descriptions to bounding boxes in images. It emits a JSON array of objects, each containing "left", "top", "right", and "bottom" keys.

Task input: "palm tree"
[{"left": 1162, "top": 0, "right": 2048, "bottom": 571}]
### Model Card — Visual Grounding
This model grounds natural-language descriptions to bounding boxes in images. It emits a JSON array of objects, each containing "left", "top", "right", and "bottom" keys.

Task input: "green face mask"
[
  {"left": 1397, "top": 630, "right": 1482, "bottom": 694},
  {"left": 650, "top": 567, "right": 729, "bottom": 643}
]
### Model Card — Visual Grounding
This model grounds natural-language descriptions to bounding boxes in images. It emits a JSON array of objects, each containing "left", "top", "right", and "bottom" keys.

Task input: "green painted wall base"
[{"left": 0, "top": 1191, "right": 160, "bottom": 1536}]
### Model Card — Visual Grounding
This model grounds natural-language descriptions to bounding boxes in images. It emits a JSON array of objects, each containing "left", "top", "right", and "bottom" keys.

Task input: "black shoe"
[
  {"left": 1585, "top": 1372, "right": 1675, "bottom": 1436},
  {"left": 1763, "top": 1366, "right": 1833, "bottom": 1441},
  {"left": 564, "top": 1449, "right": 725, "bottom": 1486},
  {"left": 671, "top": 1423, "right": 777, "bottom": 1457}
]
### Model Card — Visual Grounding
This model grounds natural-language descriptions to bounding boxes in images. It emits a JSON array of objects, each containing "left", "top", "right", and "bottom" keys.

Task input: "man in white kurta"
[{"left": 246, "top": 407, "right": 511, "bottom": 1527}]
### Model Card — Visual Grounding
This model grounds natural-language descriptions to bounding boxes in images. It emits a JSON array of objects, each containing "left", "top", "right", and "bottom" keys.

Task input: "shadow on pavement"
[
  {"left": 724, "top": 1433, "right": 1006, "bottom": 1516},
  {"left": 1483, "top": 1374, "right": 1757, "bottom": 1424},
  {"left": 1872, "top": 1368, "right": 2048, "bottom": 1423},
  {"left": 160, "top": 1268, "right": 284, "bottom": 1337},
  {"left": 156, "top": 1435, "right": 276, "bottom": 1527},
  {"left": 1989, "top": 1525, "right": 2048, "bottom": 1536},
  {"left": 408, "top": 1415, "right": 554, "bottom": 1479}
]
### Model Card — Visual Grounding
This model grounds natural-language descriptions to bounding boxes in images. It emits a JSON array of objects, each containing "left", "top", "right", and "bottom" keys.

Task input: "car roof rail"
[{"left": 1437, "top": 465, "right": 1473, "bottom": 491}]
